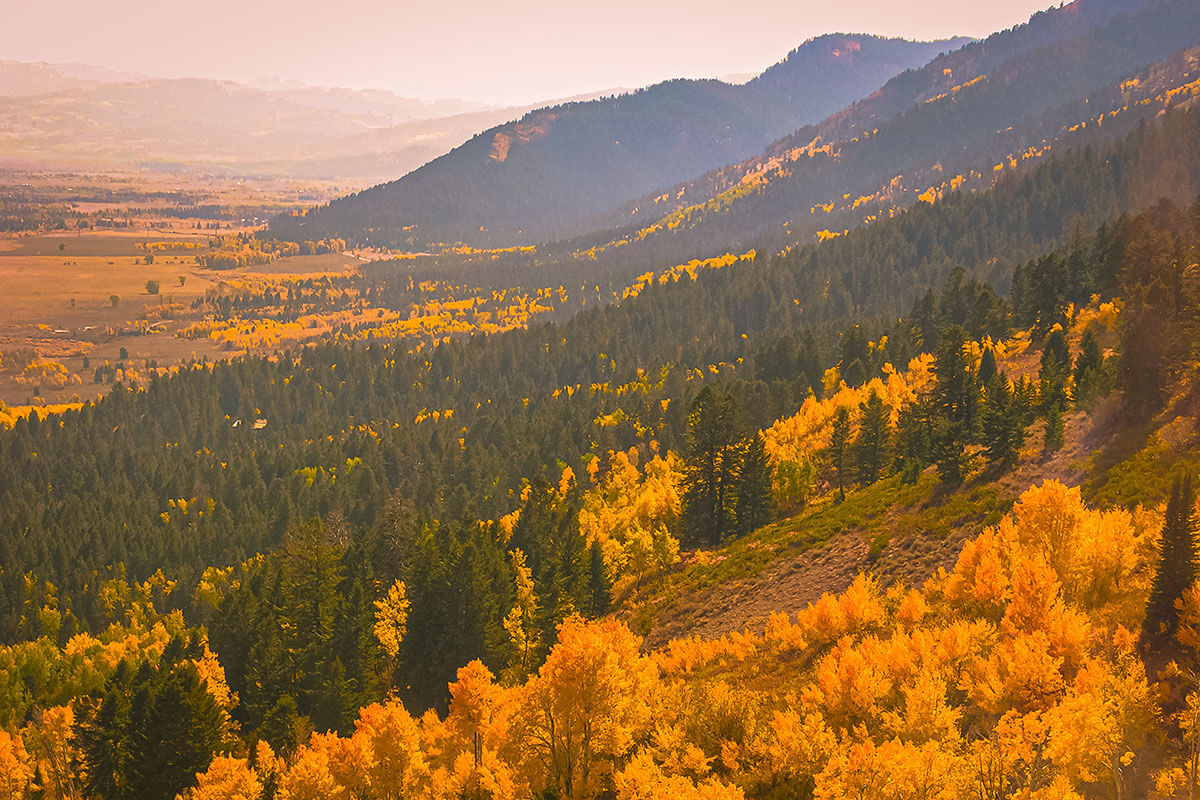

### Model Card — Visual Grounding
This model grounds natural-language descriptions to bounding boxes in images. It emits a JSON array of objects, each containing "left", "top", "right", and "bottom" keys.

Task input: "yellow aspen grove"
[{"left": 520, "top": 616, "right": 658, "bottom": 800}]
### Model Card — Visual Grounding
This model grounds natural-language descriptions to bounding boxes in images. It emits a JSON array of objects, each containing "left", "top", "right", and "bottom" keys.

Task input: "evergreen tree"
[
  {"left": 735, "top": 433, "right": 773, "bottom": 536},
  {"left": 977, "top": 345, "right": 998, "bottom": 387},
  {"left": 895, "top": 399, "right": 935, "bottom": 484},
  {"left": 829, "top": 406, "right": 853, "bottom": 502},
  {"left": 1072, "top": 330, "right": 1104, "bottom": 410},
  {"left": 981, "top": 376, "right": 1025, "bottom": 468},
  {"left": 930, "top": 326, "right": 978, "bottom": 484},
  {"left": 855, "top": 390, "right": 890, "bottom": 485},
  {"left": 1142, "top": 475, "right": 1198, "bottom": 652},
  {"left": 585, "top": 540, "right": 612, "bottom": 616},
  {"left": 681, "top": 388, "right": 745, "bottom": 545},
  {"left": 76, "top": 651, "right": 222, "bottom": 800},
  {"left": 1043, "top": 403, "right": 1065, "bottom": 455}
]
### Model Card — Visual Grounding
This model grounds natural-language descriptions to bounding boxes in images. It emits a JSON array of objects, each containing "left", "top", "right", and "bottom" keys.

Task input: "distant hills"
[
  {"left": 271, "top": 34, "right": 972, "bottom": 246},
  {"left": 0, "top": 62, "right": 538, "bottom": 182}
]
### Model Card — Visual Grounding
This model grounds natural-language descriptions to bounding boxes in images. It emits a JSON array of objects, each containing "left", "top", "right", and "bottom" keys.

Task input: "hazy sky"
[{"left": 2, "top": 0, "right": 1057, "bottom": 105}]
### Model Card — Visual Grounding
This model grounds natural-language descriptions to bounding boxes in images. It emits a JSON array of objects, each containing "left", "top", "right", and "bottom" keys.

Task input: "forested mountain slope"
[
  {"left": 566, "top": 0, "right": 1200, "bottom": 271},
  {"left": 4, "top": 104, "right": 1199, "bottom": 657},
  {"left": 269, "top": 35, "right": 969, "bottom": 247},
  {"left": 5, "top": 190, "right": 1200, "bottom": 799}
]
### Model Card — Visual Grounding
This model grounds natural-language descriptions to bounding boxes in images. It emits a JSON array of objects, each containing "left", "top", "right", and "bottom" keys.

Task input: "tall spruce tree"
[
  {"left": 1143, "top": 475, "right": 1198, "bottom": 651},
  {"left": 931, "top": 326, "right": 978, "bottom": 484},
  {"left": 855, "top": 390, "right": 890, "bottom": 485},
  {"left": 735, "top": 433, "right": 773, "bottom": 536},
  {"left": 981, "top": 376, "right": 1025, "bottom": 468},
  {"left": 1072, "top": 330, "right": 1104, "bottom": 410},
  {"left": 681, "top": 388, "right": 745, "bottom": 546},
  {"left": 829, "top": 406, "right": 853, "bottom": 502}
]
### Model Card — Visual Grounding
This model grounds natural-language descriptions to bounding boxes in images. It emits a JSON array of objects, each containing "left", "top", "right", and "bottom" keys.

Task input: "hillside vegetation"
[
  {"left": 7, "top": 3, "right": 1200, "bottom": 799},
  {"left": 269, "top": 35, "right": 970, "bottom": 247}
]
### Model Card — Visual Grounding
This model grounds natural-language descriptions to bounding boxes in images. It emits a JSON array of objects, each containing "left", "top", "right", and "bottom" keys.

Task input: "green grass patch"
[{"left": 1085, "top": 421, "right": 1200, "bottom": 509}]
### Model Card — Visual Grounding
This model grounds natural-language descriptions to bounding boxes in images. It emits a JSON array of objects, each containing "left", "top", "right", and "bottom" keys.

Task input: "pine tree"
[
  {"left": 855, "top": 390, "right": 890, "bottom": 485},
  {"left": 977, "top": 345, "right": 998, "bottom": 387},
  {"left": 930, "top": 327, "right": 977, "bottom": 484},
  {"left": 735, "top": 433, "right": 773, "bottom": 536},
  {"left": 981, "top": 376, "right": 1025, "bottom": 468},
  {"left": 585, "top": 540, "right": 612, "bottom": 616},
  {"left": 1043, "top": 403, "right": 1065, "bottom": 455},
  {"left": 681, "top": 388, "right": 744, "bottom": 545},
  {"left": 1072, "top": 330, "right": 1104, "bottom": 410},
  {"left": 895, "top": 399, "right": 934, "bottom": 484},
  {"left": 1143, "top": 475, "right": 1198, "bottom": 652},
  {"left": 829, "top": 406, "right": 853, "bottom": 502}
]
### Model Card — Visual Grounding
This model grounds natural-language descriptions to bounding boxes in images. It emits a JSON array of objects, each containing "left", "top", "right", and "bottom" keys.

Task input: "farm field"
[{"left": 0, "top": 230, "right": 360, "bottom": 407}]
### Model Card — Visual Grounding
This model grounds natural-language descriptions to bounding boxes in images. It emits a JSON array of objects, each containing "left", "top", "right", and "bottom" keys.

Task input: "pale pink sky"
[{"left": 1, "top": 0, "right": 1057, "bottom": 104}]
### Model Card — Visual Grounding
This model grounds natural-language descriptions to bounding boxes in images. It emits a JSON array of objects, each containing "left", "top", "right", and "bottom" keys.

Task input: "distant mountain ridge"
[
  {"left": 0, "top": 62, "right": 531, "bottom": 182},
  {"left": 272, "top": 34, "right": 971, "bottom": 246},
  {"left": 580, "top": 0, "right": 1200, "bottom": 262}
]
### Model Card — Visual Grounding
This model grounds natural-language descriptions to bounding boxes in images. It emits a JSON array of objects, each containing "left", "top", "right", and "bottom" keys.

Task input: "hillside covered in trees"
[
  {"left": 275, "top": 0, "right": 1200, "bottom": 295},
  {"left": 269, "top": 34, "right": 970, "bottom": 248},
  {"left": 5, "top": 185, "right": 1200, "bottom": 797},
  {"left": 8, "top": 2, "right": 1200, "bottom": 799},
  {"left": 6, "top": 87, "right": 1200, "bottom": 799}
]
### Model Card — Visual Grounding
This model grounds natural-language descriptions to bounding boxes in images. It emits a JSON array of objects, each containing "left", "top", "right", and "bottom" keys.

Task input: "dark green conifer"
[
  {"left": 855, "top": 390, "right": 890, "bottom": 485},
  {"left": 982, "top": 376, "right": 1025, "bottom": 468},
  {"left": 1142, "top": 475, "right": 1198, "bottom": 651},
  {"left": 735, "top": 432, "right": 773, "bottom": 535},
  {"left": 829, "top": 406, "right": 853, "bottom": 502}
]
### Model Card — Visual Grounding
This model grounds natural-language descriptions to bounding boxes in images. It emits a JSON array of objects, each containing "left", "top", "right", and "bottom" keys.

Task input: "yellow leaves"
[
  {"left": 814, "top": 736, "right": 966, "bottom": 800},
  {"left": 578, "top": 449, "right": 682, "bottom": 593},
  {"left": 651, "top": 632, "right": 758, "bottom": 675},
  {"left": 278, "top": 737, "right": 342, "bottom": 800},
  {"left": 768, "top": 710, "right": 836, "bottom": 776},
  {"left": 1043, "top": 654, "right": 1155, "bottom": 787},
  {"left": 524, "top": 616, "right": 659, "bottom": 800},
  {"left": 795, "top": 575, "right": 884, "bottom": 648},
  {"left": 811, "top": 635, "right": 893, "bottom": 727},
  {"left": 447, "top": 661, "right": 513, "bottom": 754},
  {"left": 764, "top": 611, "right": 807, "bottom": 653},
  {"left": 193, "top": 645, "right": 237, "bottom": 709},
  {"left": 183, "top": 756, "right": 263, "bottom": 800},
  {"left": 882, "top": 670, "right": 962, "bottom": 744},
  {"left": 895, "top": 588, "right": 928, "bottom": 627},
  {"left": 372, "top": 579, "right": 410, "bottom": 659},
  {"left": 614, "top": 751, "right": 744, "bottom": 800},
  {"left": 354, "top": 699, "right": 430, "bottom": 800},
  {"left": 0, "top": 728, "right": 33, "bottom": 800},
  {"left": 503, "top": 549, "right": 539, "bottom": 683},
  {"left": 763, "top": 357, "right": 932, "bottom": 488}
]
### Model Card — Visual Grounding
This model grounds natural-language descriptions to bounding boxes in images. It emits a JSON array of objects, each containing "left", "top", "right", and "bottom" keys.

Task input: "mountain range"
[
  {"left": 0, "top": 62, "right": 557, "bottom": 182},
  {"left": 269, "top": 34, "right": 971, "bottom": 245},
  {"left": 278, "top": 0, "right": 1200, "bottom": 270}
]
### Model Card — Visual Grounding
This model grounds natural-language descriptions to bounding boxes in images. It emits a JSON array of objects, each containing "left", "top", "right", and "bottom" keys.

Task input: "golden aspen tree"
[
  {"left": 0, "top": 730, "right": 32, "bottom": 800},
  {"left": 20, "top": 705, "right": 77, "bottom": 800},
  {"left": 373, "top": 579, "right": 410, "bottom": 659},
  {"left": 183, "top": 756, "right": 263, "bottom": 800},
  {"left": 354, "top": 699, "right": 430, "bottom": 800},
  {"left": 502, "top": 549, "right": 539, "bottom": 682},
  {"left": 521, "top": 616, "right": 658, "bottom": 800}
]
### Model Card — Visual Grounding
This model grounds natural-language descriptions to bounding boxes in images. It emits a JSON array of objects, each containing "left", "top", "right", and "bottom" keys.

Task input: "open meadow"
[{"left": 0, "top": 173, "right": 363, "bottom": 408}]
